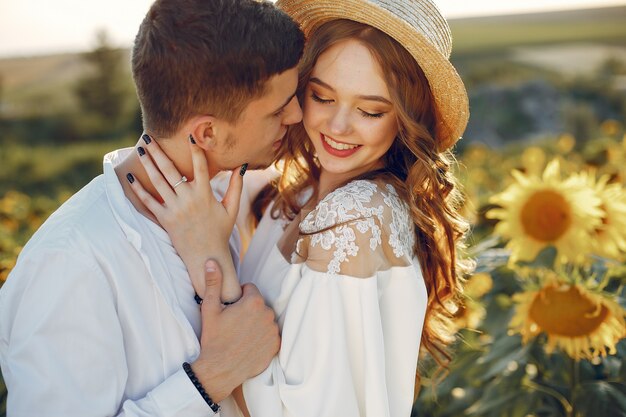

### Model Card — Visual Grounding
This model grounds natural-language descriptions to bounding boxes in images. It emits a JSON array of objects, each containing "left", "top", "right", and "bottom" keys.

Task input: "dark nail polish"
[
  {"left": 239, "top": 163, "right": 248, "bottom": 177},
  {"left": 142, "top": 134, "right": 152, "bottom": 145},
  {"left": 126, "top": 173, "right": 135, "bottom": 184},
  {"left": 137, "top": 146, "right": 146, "bottom": 157},
  {"left": 189, "top": 134, "right": 196, "bottom": 145}
]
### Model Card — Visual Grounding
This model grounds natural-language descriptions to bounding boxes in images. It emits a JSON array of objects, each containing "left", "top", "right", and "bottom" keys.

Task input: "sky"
[{"left": 0, "top": 0, "right": 625, "bottom": 58}]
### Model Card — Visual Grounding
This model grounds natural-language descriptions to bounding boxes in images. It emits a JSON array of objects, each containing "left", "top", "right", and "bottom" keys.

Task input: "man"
[{"left": 0, "top": 0, "right": 304, "bottom": 415}]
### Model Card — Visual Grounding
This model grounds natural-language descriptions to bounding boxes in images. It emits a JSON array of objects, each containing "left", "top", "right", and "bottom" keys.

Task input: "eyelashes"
[
  {"left": 309, "top": 93, "right": 385, "bottom": 119},
  {"left": 360, "top": 111, "right": 384, "bottom": 119},
  {"left": 310, "top": 92, "right": 332, "bottom": 104}
]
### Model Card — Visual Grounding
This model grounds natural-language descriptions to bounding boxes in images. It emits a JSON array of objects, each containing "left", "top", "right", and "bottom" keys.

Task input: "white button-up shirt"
[{"left": 0, "top": 148, "right": 241, "bottom": 416}]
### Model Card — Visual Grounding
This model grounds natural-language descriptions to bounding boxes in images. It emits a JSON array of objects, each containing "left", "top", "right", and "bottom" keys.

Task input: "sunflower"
[
  {"left": 510, "top": 279, "right": 626, "bottom": 361},
  {"left": 576, "top": 172, "right": 626, "bottom": 260},
  {"left": 486, "top": 159, "right": 604, "bottom": 265}
]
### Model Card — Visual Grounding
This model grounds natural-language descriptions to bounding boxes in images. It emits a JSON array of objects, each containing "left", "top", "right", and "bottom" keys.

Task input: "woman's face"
[{"left": 303, "top": 39, "right": 399, "bottom": 181}]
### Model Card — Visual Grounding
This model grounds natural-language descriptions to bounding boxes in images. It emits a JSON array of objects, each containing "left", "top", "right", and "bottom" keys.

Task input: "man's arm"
[
  {"left": 0, "top": 250, "right": 279, "bottom": 416},
  {"left": 190, "top": 259, "right": 280, "bottom": 403}
]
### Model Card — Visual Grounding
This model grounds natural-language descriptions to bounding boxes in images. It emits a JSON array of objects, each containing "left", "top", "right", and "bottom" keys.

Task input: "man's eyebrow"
[
  {"left": 309, "top": 77, "right": 392, "bottom": 105},
  {"left": 270, "top": 92, "right": 297, "bottom": 114}
]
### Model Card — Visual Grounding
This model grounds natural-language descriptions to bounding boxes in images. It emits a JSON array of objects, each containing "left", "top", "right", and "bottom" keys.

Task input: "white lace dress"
[{"left": 236, "top": 179, "right": 428, "bottom": 417}]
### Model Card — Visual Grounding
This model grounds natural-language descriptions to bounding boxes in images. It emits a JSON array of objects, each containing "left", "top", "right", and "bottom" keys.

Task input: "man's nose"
[{"left": 283, "top": 96, "right": 303, "bottom": 125}]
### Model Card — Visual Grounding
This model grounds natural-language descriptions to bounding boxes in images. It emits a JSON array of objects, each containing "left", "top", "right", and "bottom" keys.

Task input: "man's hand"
[{"left": 191, "top": 260, "right": 280, "bottom": 403}]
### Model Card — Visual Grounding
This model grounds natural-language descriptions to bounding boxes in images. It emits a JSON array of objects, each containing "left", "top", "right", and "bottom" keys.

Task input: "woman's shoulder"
[
  {"left": 300, "top": 178, "right": 409, "bottom": 234},
  {"left": 296, "top": 178, "right": 416, "bottom": 277}
]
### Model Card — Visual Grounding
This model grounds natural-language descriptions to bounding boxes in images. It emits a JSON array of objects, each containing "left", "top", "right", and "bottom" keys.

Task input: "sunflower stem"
[
  {"left": 569, "top": 357, "right": 580, "bottom": 417},
  {"left": 523, "top": 380, "right": 572, "bottom": 413}
]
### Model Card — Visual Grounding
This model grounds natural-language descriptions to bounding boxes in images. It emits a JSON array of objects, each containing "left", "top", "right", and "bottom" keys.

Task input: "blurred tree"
[
  {"left": 74, "top": 30, "right": 129, "bottom": 136},
  {"left": 0, "top": 73, "right": 4, "bottom": 119},
  {"left": 598, "top": 57, "right": 626, "bottom": 79}
]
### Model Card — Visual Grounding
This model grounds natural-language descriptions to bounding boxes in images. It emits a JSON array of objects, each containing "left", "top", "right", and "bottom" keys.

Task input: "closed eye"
[
  {"left": 312, "top": 92, "right": 386, "bottom": 118},
  {"left": 310, "top": 93, "right": 333, "bottom": 104},
  {"left": 359, "top": 109, "right": 385, "bottom": 119}
]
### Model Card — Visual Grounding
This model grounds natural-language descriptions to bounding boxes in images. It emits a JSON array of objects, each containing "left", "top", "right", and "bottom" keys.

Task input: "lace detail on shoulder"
[
  {"left": 382, "top": 183, "right": 415, "bottom": 258},
  {"left": 299, "top": 181, "right": 383, "bottom": 234},
  {"left": 298, "top": 180, "right": 414, "bottom": 276}
]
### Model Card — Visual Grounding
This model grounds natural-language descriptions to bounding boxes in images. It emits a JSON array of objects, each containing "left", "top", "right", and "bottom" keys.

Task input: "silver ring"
[{"left": 173, "top": 176, "right": 188, "bottom": 188}]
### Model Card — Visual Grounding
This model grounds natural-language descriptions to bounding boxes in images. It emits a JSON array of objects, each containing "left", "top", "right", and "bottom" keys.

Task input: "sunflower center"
[
  {"left": 520, "top": 190, "right": 572, "bottom": 242},
  {"left": 529, "top": 285, "right": 609, "bottom": 337}
]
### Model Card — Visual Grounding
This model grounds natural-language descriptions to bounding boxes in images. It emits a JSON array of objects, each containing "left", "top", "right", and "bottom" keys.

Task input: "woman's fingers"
[
  {"left": 221, "top": 165, "right": 246, "bottom": 224},
  {"left": 135, "top": 133, "right": 243, "bottom": 231},
  {"left": 141, "top": 134, "right": 187, "bottom": 192},
  {"left": 126, "top": 172, "right": 165, "bottom": 217},
  {"left": 188, "top": 134, "right": 211, "bottom": 192},
  {"left": 187, "top": 133, "right": 244, "bottom": 224},
  {"left": 136, "top": 145, "right": 177, "bottom": 203}
]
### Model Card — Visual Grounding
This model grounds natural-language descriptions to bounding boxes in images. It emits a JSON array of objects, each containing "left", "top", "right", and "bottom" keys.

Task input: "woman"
[{"left": 131, "top": 0, "right": 473, "bottom": 415}]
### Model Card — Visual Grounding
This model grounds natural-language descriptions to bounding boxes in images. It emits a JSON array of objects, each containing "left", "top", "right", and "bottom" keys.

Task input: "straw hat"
[{"left": 276, "top": 0, "right": 469, "bottom": 150}]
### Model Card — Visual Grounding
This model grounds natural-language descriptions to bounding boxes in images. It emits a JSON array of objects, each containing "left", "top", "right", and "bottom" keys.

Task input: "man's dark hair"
[{"left": 132, "top": 0, "right": 305, "bottom": 137}]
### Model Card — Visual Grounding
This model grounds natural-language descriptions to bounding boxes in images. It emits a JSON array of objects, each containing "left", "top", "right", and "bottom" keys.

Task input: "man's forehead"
[
  {"left": 267, "top": 68, "right": 299, "bottom": 96},
  {"left": 250, "top": 68, "right": 299, "bottom": 108}
]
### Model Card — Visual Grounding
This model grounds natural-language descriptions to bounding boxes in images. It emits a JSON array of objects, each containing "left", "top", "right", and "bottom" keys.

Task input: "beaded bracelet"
[
  {"left": 194, "top": 292, "right": 237, "bottom": 306},
  {"left": 182, "top": 362, "right": 220, "bottom": 413}
]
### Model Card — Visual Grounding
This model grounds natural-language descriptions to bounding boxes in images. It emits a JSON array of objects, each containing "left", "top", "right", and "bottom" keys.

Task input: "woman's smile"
[{"left": 320, "top": 133, "right": 362, "bottom": 157}]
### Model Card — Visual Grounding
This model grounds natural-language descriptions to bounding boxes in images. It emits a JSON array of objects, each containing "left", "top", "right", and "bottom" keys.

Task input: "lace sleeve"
[{"left": 296, "top": 180, "right": 416, "bottom": 278}]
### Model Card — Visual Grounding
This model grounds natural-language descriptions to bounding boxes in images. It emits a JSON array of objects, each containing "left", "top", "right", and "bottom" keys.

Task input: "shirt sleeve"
[
  {"left": 0, "top": 248, "right": 214, "bottom": 417},
  {"left": 242, "top": 180, "right": 427, "bottom": 417}
]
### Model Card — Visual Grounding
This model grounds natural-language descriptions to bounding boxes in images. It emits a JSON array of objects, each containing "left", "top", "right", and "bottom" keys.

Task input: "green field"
[
  {"left": 449, "top": 6, "right": 626, "bottom": 53},
  {"left": 0, "top": 138, "right": 132, "bottom": 196}
]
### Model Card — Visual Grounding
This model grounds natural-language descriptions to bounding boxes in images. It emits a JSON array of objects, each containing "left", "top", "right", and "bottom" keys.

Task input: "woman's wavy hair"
[{"left": 256, "top": 19, "right": 474, "bottom": 389}]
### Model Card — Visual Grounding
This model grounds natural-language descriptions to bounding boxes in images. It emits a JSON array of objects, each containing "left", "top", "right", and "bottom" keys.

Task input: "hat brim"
[{"left": 277, "top": 0, "right": 469, "bottom": 150}]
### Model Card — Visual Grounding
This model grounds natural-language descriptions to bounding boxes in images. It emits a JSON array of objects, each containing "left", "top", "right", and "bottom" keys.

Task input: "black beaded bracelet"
[
  {"left": 194, "top": 292, "right": 237, "bottom": 306},
  {"left": 182, "top": 362, "right": 220, "bottom": 413}
]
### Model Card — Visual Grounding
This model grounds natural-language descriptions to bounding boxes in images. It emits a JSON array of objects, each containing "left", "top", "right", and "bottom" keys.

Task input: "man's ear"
[{"left": 190, "top": 116, "right": 221, "bottom": 150}]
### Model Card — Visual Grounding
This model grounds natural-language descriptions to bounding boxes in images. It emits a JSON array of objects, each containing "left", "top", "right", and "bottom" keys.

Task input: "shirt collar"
[{"left": 102, "top": 148, "right": 145, "bottom": 251}]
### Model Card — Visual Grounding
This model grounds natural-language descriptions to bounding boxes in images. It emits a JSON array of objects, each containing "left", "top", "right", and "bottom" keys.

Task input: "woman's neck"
[
  {"left": 316, "top": 162, "right": 385, "bottom": 203},
  {"left": 317, "top": 172, "right": 347, "bottom": 203}
]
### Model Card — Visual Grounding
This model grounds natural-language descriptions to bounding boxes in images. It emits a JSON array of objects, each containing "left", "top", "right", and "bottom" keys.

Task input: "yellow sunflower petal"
[{"left": 574, "top": 171, "right": 626, "bottom": 260}]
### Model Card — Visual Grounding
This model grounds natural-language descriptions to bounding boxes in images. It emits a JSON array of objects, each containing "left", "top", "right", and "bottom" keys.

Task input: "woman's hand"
[{"left": 127, "top": 134, "right": 245, "bottom": 302}]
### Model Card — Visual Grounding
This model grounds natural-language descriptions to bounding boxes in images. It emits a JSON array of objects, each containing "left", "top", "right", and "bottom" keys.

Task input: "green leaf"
[
  {"left": 475, "top": 248, "right": 511, "bottom": 273},
  {"left": 516, "top": 246, "right": 558, "bottom": 269},
  {"left": 575, "top": 381, "right": 626, "bottom": 416},
  {"left": 480, "top": 335, "right": 530, "bottom": 381},
  {"left": 468, "top": 234, "right": 502, "bottom": 257},
  {"left": 466, "top": 390, "right": 518, "bottom": 415}
]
